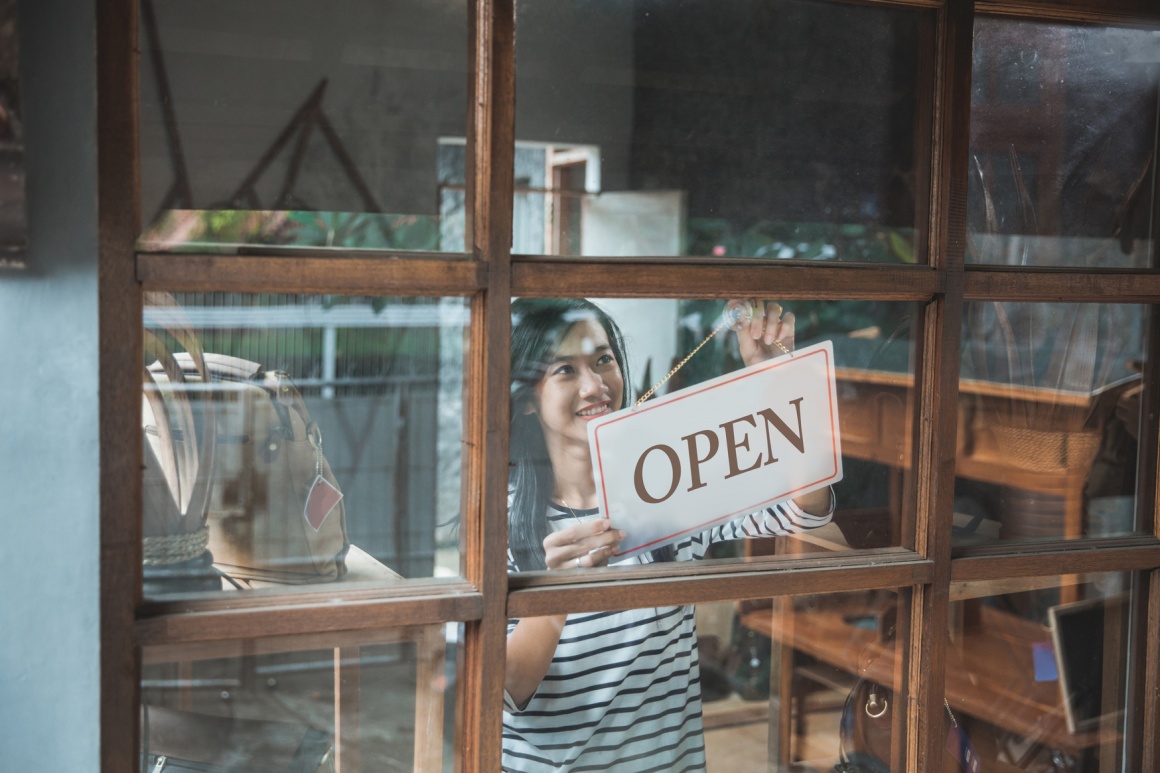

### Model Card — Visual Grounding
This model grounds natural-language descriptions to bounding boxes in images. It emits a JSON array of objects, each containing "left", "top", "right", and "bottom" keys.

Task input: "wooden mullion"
[
  {"left": 509, "top": 547, "right": 921, "bottom": 589},
  {"left": 138, "top": 253, "right": 485, "bottom": 295},
  {"left": 1142, "top": 569, "right": 1160, "bottom": 769},
  {"left": 145, "top": 247, "right": 471, "bottom": 261},
  {"left": 950, "top": 532, "right": 1160, "bottom": 558},
  {"left": 134, "top": 591, "right": 484, "bottom": 647},
  {"left": 1135, "top": 114, "right": 1160, "bottom": 771},
  {"left": 513, "top": 260, "right": 943, "bottom": 300},
  {"left": 1141, "top": 106, "right": 1160, "bottom": 535},
  {"left": 977, "top": 0, "right": 1160, "bottom": 24},
  {"left": 806, "top": 0, "right": 944, "bottom": 11},
  {"left": 907, "top": 0, "right": 972, "bottom": 770},
  {"left": 1121, "top": 570, "right": 1149, "bottom": 771},
  {"left": 138, "top": 577, "right": 480, "bottom": 616},
  {"left": 140, "top": 625, "right": 447, "bottom": 664},
  {"left": 98, "top": 0, "right": 142, "bottom": 771},
  {"left": 951, "top": 541, "right": 1160, "bottom": 581},
  {"left": 965, "top": 268, "right": 1160, "bottom": 302},
  {"left": 456, "top": 0, "right": 515, "bottom": 771},
  {"left": 1132, "top": 307, "right": 1160, "bottom": 538},
  {"left": 508, "top": 558, "right": 933, "bottom": 618},
  {"left": 906, "top": 294, "right": 960, "bottom": 771}
]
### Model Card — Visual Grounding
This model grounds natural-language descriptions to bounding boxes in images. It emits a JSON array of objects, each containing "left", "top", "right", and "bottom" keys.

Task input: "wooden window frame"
[{"left": 97, "top": 0, "right": 1160, "bottom": 770}]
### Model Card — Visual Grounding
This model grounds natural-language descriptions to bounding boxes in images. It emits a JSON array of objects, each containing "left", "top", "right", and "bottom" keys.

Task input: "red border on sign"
[{"left": 593, "top": 347, "right": 840, "bottom": 555}]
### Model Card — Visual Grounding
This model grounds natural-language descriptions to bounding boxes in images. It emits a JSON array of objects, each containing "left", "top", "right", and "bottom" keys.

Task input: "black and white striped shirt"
[{"left": 502, "top": 497, "right": 833, "bottom": 772}]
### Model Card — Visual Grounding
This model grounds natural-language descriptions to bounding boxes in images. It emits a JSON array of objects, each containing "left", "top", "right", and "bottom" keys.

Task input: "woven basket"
[{"left": 991, "top": 424, "right": 1101, "bottom": 473}]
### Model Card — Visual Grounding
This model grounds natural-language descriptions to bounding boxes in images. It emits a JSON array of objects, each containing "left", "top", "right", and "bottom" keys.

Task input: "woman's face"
[{"left": 529, "top": 317, "right": 624, "bottom": 454}]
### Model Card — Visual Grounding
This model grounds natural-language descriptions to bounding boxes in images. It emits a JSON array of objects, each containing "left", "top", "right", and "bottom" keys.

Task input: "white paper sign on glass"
[{"left": 588, "top": 340, "right": 842, "bottom": 558}]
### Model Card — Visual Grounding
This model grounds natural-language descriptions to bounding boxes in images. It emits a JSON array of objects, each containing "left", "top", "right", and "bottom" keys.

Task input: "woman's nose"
[{"left": 577, "top": 368, "right": 604, "bottom": 398}]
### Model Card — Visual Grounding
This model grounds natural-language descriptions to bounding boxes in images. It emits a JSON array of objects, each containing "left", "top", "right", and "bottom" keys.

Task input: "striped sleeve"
[
  {"left": 673, "top": 488, "right": 836, "bottom": 560},
  {"left": 709, "top": 489, "right": 835, "bottom": 540}
]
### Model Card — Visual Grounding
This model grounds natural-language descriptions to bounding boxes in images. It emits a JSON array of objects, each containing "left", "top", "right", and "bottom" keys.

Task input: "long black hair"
[{"left": 509, "top": 298, "right": 673, "bottom": 570}]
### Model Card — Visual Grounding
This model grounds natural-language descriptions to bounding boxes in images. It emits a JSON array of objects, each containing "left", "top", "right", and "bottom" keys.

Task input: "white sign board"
[{"left": 587, "top": 340, "right": 842, "bottom": 558}]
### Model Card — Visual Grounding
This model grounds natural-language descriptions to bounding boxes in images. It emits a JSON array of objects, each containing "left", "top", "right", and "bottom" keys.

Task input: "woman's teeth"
[{"left": 577, "top": 405, "right": 607, "bottom": 417}]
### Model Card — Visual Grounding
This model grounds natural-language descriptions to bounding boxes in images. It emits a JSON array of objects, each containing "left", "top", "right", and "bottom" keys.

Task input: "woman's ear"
[{"left": 523, "top": 400, "right": 537, "bottom": 416}]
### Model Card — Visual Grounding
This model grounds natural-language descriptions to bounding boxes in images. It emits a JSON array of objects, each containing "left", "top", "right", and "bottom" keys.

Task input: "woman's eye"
[
  {"left": 551, "top": 363, "right": 575, "bottom": 376},
  {"left": 596, "top": 354, "right": 615, "bottom": 366}
]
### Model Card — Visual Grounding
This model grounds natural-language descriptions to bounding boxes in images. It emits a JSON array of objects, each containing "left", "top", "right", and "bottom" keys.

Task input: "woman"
[{"left": 504, "top": 298, "right": 834, "bottom": 772}]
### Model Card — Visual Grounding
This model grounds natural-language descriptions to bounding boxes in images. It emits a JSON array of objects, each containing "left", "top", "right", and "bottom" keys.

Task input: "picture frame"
[{"left": 1047, "top": 593, "right": 1130, "bottom": 734}]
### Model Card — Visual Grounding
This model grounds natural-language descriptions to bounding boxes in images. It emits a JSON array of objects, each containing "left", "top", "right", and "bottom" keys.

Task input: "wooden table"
[{"left": 836, "top": 367, "right": 1136, "bottom": 545}]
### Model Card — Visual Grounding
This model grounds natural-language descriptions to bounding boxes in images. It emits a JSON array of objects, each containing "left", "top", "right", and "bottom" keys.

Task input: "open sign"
[{"left": 588, "top": 340, "right": 842, "bottom": 557}]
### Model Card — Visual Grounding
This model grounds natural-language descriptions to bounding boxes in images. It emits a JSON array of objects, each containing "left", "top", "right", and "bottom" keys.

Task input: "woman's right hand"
[
  {"left": 543, "top": 519, "right": 625, "bottom": 570},
  {"left": 734, "top": 300, "right": 795, "bottom": 368}
]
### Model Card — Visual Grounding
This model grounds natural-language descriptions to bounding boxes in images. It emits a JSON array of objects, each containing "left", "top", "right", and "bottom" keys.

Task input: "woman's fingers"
[
  {"left": 744, "top": 299, "right": 763, "bottom": 341},
  {"left": 574, "top": 545, "right": 616, "bottom": 569},
  {"left": 543, "top": 518, "right": 613, "bottom": 548},
  {"left": 760, "top": 302, "right": 783, "bottom": 345},
  {"left": 737, "top": 301, "right": 794, "bottom": 365},
  {"left": 772, "top": 310, "right": 795, "bottom": 350},
  {"left": 542, "top": 519, "right": 626, "bottom": 570}
]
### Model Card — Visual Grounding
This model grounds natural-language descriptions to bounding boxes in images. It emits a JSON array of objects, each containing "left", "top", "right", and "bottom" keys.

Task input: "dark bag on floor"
[
  {"left": 833, "top": 678, "right": 968, "bottom": 773},
  {"left": 833, "top": 678, "right": 892, "bottom": 773}
]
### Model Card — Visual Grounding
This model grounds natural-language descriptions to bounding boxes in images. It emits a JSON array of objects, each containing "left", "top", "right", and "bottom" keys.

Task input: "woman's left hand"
[{"left": 735, "top": 300, "right": 795, "bottom": 368}]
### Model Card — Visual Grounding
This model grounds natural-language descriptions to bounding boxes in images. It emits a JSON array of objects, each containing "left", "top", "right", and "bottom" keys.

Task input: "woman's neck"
[{"left": 546, "top": 442, "right": 598, "bottom": 509}]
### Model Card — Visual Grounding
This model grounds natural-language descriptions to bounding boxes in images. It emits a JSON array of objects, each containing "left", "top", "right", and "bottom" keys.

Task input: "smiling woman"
[{"left": 503, "top": 297, "right": 835, "bottom": 771}]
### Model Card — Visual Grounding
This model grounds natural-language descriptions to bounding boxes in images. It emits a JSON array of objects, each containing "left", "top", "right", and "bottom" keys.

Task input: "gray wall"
[
  {"left": 514, "top": 0, "right": 635, "bottom": 192},
  {"left": 140, "top": 0, "right": 469, "bottom": 218},
  {"left": 0, "top": 0, "right": 100, "bottom": 770}
]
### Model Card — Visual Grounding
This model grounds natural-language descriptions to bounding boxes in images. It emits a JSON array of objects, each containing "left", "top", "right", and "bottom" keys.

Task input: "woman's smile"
[{"left": 577, "top": 401, "right": 611, "bottom": 419}]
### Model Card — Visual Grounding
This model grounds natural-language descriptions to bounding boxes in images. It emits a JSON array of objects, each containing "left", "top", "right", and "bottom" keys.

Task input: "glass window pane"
[
  {"left": 138, "top": 0, "right": 468, "bottom": 254},
  {"left": 958, "top": 302, "right": 1147, "bottom": 547},
  {"left": 142, "top": 624, "right": 459, "bottom": 772},
  {"left": 141, "top": 293, "right": 467, "bottom": 600},
  {"left": 944, "top": 574, "right": 1136, "bottom": 770},
  {"left": 968, "top": 19, "right": 1159, "bottom": 267},
  {"left": 514, "top": 0, "right": 932, "bottom": 261},
  {"left": 503, "top": 591, "right": 910, "bottom": 771},
  {"left": 507, "top": 297, "right": 917, "bottom": 576}
]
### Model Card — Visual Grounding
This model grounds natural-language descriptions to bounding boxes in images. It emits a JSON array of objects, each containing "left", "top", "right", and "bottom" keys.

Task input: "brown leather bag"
[
  {"left": 203, "top": 355, "right": 349, "bottom": 583},
  {"left": 147, "top": 353, "right": 349, "bottom": 584}
]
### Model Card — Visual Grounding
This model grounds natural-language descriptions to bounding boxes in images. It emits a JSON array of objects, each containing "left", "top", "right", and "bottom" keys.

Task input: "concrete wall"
[{"left": 0, "top": 0, "right": 100, "bottom": 771}]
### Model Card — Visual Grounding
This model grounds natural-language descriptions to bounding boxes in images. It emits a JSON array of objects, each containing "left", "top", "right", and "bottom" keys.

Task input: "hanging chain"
[
  {"left": 633, "top": 305, "right": 791, "bottom": 409},
  {"left": 944, "top": 698, "right": 958, "bottom": 727}
]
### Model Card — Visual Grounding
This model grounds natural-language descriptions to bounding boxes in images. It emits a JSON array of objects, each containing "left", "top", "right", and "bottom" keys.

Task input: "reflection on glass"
[
  {"left": 968, "top": 19, "right": 1159, "bottom": 266},
  {"left": 506, "top": 297, "right": 915, "bottom": 578},
  {"left": 514, "top": 0, "right": 929, "bottom": 260},
  {"left": 141, "top": 293, "right": 466, "bottom": 599},
  {"left": 957, "top": 302, "right": 1146, "bottom": 546},
  {"left": 943, "top": 574, "right": 1134, "bottom": 770},
  {"left": 142, "top": 625, "right": 458, "bottom": 772},
  {"left": 503, "top": 592, "right": 907, "bottom": 771},
  {"left": 138, "top": 0, "right": 468, "bottom": 253}
]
